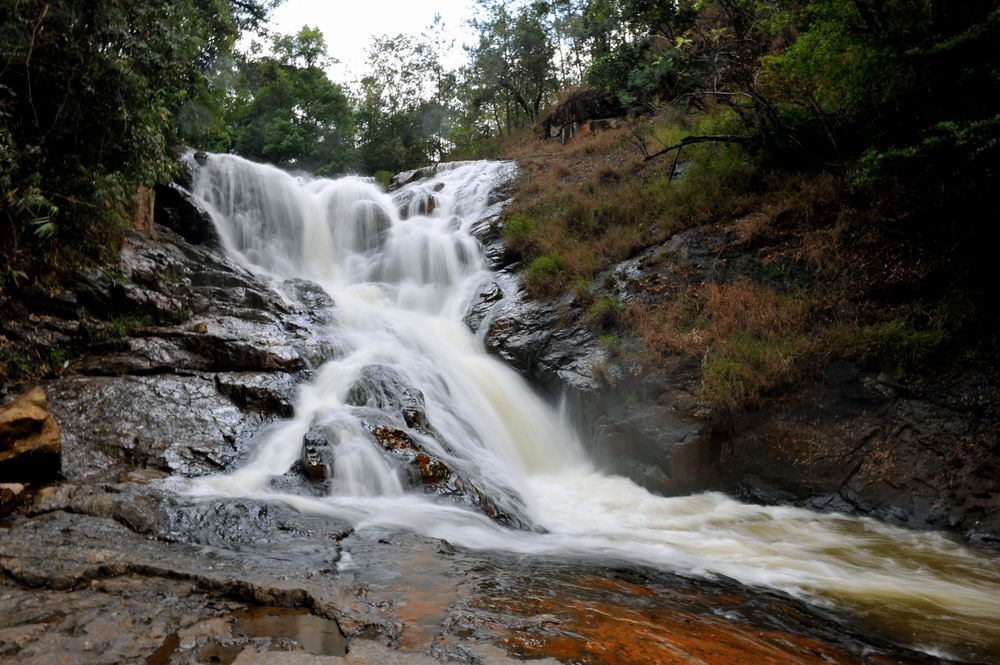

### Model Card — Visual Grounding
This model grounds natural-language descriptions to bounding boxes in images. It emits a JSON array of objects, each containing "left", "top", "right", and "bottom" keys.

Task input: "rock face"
[
  {"left": 153, "top": 182, "right": 220, "bottom": 246},
  {"left": 1, "top": 210, "right": 333, "bottom": 484},
  {"left": 723, "top": 362, "right": 1000, "bottom": 543},
  {"left": 0, "top": 387, "right": 61, "bottom": 482}
]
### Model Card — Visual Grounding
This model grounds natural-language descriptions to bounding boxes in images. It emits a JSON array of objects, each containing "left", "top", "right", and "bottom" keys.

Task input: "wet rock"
[
  {"left": 301, "top": 426, "right": 335, "bottom": 482},
  {"left": 486, "top": 166, "right": 516, "bottom": 206},
  {"left": 483, "top": 285, "right": 604, "bottom": 396},
  {"left": 0, "top": 387, "right": 61, "bottom": 482},
  {"left": 215, "top": 372, "right": 299, "bottom": 418},
  {"left": 591, "top": 403, "right": 705, "bottom": 494},
  {"left": 464, "top": 280, "right": 504, "bottom": 333},
  {"left": 366, "top": 425, "right": 446, "bottom": 485},
  {"left": 0, "top": 482, "right": 25, "bottom": 515},
  {"left": 347, "top": 365, "right": 430, "bottom": 431},
  {"left": 280, "top": 278, "right": 336, "bottom": 312},
  {"left": 154, "top": 183, "right": 219, "bottom": 246},
  {"left": 65, "top": 230, "right": 334, "bottom": 377},
  {"left": 46, "top": 374, "right": 271, "bottom": 479},
  {"left": 362, "top": 421, "right": 519, "bottom": 526},
  {"left": 723, "top": 362, "right": 1000, "bottom": 538},
  {"left": 388, "top": 165, "right": 437, "bottom": 191},
  {"left": 368, "top": 424, "right": 418, "bottom": 452}
]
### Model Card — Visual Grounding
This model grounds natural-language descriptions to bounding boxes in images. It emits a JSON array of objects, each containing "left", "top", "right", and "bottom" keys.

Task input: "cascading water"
[{"left": 186, "top": 154, "right": 1000, "bottom": 659}]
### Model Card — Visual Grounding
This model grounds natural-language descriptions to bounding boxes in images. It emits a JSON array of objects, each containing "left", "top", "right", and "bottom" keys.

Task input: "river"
[{"left": 185, "top": 155, "right": 1000, "bottom": 661}]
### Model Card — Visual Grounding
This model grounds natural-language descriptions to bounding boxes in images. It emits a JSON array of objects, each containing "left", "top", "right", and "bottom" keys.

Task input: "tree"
[
  {"left": 227, "top": 27, "right": 356, "bottom": 175},
  {"left": 354, "top": 19, "right": 458, "bottom": 174},
  {"left": 466, "top": 1, "right": 559, "bottom": 132},
  {"left": 0, "top": 0, "right": 278, "bottom": 275}
]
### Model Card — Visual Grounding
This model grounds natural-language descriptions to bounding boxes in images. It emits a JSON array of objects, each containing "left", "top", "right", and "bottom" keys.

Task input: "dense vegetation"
[{"left": 2, "top": 0, "right": 998, "bottom": 405}]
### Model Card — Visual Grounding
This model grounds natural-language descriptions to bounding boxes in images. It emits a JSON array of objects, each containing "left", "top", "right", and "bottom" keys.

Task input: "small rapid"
[{"left": 186, "top": 154, "right": 1000, "bottom": 660}]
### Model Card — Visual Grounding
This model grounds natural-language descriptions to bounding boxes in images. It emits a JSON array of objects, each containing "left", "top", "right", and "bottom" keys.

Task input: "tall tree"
[
  {"left": 0, "top": 0, "right": 278, "bottom": 273},
  {"left": 354, "top": 19, "right": 458, "bottom": 174},
  {"left": 227, "top": 26, "right": 356, "bottom": 175}
]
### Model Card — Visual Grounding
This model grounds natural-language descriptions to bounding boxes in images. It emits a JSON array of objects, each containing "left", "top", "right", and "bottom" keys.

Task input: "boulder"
[
  {"left": 301, "top": 425, "right": 335, "bottom": 482},
  {"left": 464, "top": 280, "right": 504, "bottom": 333},
  {"left": 154, "top": 183, "right": 219, "bottom": 246},
  {"left": 388, "top": 165, "right": 437, "bottom": 191},
  {"left": 362, "top": 421, "right": 517, "bottom": 524},
  {"left": 346, "top": 365, "right": 430, "bottom": 431},
  {"left": 539, "top": 88, "right": 625, "bottom": 143},
  {"left": 0, "top": 482, "right": 25, "bottom": 516},
  {"left": 0, "top": 387, "right": 61, "bottom": 482}
]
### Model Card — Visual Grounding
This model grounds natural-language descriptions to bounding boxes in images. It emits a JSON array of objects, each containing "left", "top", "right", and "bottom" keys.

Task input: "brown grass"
[
  {"left": 626, "top": 280, "right": 818, "bottom": 410},
  {"left": 627, "top": 280, "right": 813, "bottom": 358},
  {"left": 501, "top": 111, "right": 759, "bottom": 297}
]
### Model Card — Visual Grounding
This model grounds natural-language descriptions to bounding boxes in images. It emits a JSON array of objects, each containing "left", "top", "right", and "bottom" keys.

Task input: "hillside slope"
[{"left": 470, "top": 116, "right": 1000, "bottom": 544}]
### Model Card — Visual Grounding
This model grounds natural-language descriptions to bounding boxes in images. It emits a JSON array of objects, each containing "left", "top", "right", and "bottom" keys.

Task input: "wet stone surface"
[{"left": 0, "top": 483, "right": 956, "bottom": 663}]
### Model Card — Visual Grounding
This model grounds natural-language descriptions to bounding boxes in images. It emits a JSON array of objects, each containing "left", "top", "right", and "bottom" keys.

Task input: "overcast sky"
[{"left": 269, "top": 0, "right": 478, "bottom": 83}]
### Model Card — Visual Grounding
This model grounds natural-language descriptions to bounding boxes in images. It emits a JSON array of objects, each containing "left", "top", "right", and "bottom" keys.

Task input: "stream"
[{"left": 183, "top": 155, "right": 1000, "bottom": 662}]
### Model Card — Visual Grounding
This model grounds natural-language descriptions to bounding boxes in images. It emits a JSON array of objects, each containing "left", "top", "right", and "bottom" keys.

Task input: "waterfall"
[{"left": 187, "top": 154, "right": 1000, "bottom": 657}]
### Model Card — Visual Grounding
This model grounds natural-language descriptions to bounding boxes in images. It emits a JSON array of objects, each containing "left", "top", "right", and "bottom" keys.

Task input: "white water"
[{"left": 187, "top": 155, "right": 1000, "bottom": 657}]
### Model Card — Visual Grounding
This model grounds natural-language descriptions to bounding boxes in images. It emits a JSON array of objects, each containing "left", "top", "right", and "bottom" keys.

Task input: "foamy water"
[{"left": 185, "top": 154, "right": 1000, "bottom": 659}]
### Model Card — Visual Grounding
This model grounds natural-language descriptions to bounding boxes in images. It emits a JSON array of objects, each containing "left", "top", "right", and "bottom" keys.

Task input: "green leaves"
[
  {"left": 0, "top": 0, "right": 278, "bottom": 276},
  {"left": 227, "top": 26, "right": 356, "bottom": 174}
]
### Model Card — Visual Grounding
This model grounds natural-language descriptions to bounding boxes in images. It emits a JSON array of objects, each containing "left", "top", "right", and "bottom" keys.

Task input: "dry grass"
[
  {"left": 626, "top": 280, "right": 817, "bottom": 410},
  {"left": 502, "top": 111, "right": 757, "bottom": 297},
  {"left": 628, "top": 280, "right": 812, "bottom": 357}
]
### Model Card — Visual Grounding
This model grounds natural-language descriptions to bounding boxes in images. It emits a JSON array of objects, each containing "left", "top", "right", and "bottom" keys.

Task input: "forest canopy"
[{"left": 2, "top": 0, "right": 998, "bottom": 278}]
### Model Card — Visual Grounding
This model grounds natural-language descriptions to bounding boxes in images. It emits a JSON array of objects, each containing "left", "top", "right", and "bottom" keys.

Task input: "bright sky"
[{"left": 269, "top": 0, "right": 478, "bottom": 83}]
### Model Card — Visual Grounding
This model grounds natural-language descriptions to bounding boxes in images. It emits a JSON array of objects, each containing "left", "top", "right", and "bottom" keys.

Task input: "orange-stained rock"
[
  {"left": 413, "top": 453, "right": 450, "bottom": 484},
  {"left": 0, "top": 386, "right": 61, "bottom": 481},
  {"left": 472, "top": 574, "right": 910, "bottom": 665}
]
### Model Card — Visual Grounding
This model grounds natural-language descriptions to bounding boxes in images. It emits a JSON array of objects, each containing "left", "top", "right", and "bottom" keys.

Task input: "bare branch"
[{"left": 642, "top": 134, "right": 748, "bottom": 163}]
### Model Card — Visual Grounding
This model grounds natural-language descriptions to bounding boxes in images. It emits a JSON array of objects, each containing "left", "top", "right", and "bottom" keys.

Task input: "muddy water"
[{"left": 185, "top": 154, "right": 1000, "bottom": 662}]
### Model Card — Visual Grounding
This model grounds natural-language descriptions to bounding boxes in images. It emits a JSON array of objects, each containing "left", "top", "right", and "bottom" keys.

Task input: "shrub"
[
  {"left": 524, "top": 254, "right": 567, "bottom": 296},
  {"left": 701, "top": 331, "right": 804, "bottom": 410},
  {"left": 502, "top": 213, "right": 541, "bottom": 259},
  {"left": 585, "top": 296, "right": 621, "bottom": 330},
  {"left": 597, "top": 334, "right": 622, "bottom": 356}
]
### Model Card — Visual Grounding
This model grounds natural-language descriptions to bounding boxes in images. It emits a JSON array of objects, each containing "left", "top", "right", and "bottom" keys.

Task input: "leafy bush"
[
  {"left": 585, "top": 296, "right": 621, "bottom": 330},
  {"left": 701, "top": 332, "right": 804, "bottom": 411},
  {"left": 524, "top": 254, "right": 567, "bottom": 296},
  {"left": 0, "top": 0, "right": 273, "bottom": 283}
]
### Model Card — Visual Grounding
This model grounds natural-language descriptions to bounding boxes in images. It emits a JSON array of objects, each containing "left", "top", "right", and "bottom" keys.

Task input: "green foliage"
[
  {"left": 354, "top": 19, "right": 458, "bottom": 174},
  {"left": 597, "top": 334, "right": 621, "bottom": 355},
  {"left": 0, "top": 0, "right": 277, "bottom": 280},
  {"left": 856, "top": 292, "right": 1000, "bottom": 380},
  {"left": 87, "top": 315, "right": 153, "bottom": 344},
  {"left": 501, "top": 213, "right": 540, "bottom": 258},
  {"left": 227, "top": 27, "right": 355, "bottom": 175},
  {"left": 760, "top": 0, "right": 1000, "bottom": 177},
  {"left": 701, "top": 331, "right": 803, "bottom": 410},
  {"left": 585, "top": 295, "right": 621, "bottom": 330},
  {"left": 524, "top": 254, "right": 567, "bottom": 295}
]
